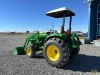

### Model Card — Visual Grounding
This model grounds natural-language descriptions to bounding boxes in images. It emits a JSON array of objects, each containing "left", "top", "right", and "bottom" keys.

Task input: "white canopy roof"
[{"left": 46, "top": 7, "right": 75, "bottom": 18}]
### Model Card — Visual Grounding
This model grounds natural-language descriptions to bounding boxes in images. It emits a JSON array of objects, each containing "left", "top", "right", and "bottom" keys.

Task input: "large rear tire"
[
  {"left": 25, "top": 45, "right": 36, "bottom": 58},
  {"left": 44, "top": 38, "right": 70, "bottom": 68}
]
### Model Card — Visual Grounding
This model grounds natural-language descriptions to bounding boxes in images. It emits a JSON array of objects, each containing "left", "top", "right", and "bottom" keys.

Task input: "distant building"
[
  {"left": 32, "top": 31, "right": 40, "bottom": 34},
  {"left": 7, "top": 32, "right": 16, "bottom": 35},
  {"left": 88, "top": 0, "right": 100, "bottom": 40},
  {"left": 26, "top": 31, "right": 30, "bottom": 34},
  {"left": 72, "top": 31, "right": 83, "bottom": 36}
]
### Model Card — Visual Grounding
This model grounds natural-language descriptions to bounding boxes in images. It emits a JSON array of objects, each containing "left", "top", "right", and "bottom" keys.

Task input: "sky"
[{"left": 0, "top": 0, "right": 88, "bottom": 33}]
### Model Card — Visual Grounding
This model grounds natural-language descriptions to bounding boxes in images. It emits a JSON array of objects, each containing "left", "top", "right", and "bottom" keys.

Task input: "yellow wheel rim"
[
  {"left": 47, "top": 45, "right": 60, "bottom": 61},
  {"left": 26, "top": 47, "right": 32, "bottom": 56}
]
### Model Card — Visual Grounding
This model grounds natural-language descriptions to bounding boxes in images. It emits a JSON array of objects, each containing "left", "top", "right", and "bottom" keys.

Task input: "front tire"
[
  {"left": 44, "top": 38, "right": 70, "bottom": 68},
  {"left": 25, "top": 45, "right": 36, "bottom": 58}
]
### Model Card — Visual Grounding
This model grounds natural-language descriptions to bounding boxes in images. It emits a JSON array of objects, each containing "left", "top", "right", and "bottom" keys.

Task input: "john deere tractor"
[{"left": 14, "top": 7, "right": 81, "bottom": 68}]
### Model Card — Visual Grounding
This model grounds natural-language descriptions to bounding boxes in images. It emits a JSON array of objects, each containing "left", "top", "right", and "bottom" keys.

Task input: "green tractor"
[{"left": 14, "top": 7, "right": 81, "bottom": 68}]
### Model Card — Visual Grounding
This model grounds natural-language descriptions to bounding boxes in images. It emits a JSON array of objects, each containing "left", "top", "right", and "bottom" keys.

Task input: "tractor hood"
[{"left": 46, "top": 7, "right": 75, "bottom": 18}]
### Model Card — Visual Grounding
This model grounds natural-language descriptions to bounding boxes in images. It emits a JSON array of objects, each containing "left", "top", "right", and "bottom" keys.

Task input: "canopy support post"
[
  {"left": 61, "top": 14, "right": 66, "bottom": 33},
  {"left": 69, "top": 16, "right": 72, "bottom": 33}
]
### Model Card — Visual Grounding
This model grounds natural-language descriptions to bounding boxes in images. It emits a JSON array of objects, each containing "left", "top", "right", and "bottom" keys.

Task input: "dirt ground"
[{"left": 0, "top": 34, "right": 100, "bottom": 75}]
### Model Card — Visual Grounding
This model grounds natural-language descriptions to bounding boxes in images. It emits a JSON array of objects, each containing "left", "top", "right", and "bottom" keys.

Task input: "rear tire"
[
  {"left": 25, "top": 45, "right": 36, "bottom": 58},
  {"left": 44, "top": 38, "right": 70, "bottom": 68}
]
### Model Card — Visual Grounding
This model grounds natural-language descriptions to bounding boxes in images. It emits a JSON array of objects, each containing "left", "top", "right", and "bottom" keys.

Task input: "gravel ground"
[{"left": 0, "top": 35, "right": 100, "bottom": 75}]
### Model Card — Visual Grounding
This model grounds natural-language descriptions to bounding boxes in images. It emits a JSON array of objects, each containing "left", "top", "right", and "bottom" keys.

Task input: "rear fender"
[
  {"left": 70, "top": 33, "right": 81, "bottom": 48},
  {"left": 44, "top": 34, "right": 66, "bottom": 43}
]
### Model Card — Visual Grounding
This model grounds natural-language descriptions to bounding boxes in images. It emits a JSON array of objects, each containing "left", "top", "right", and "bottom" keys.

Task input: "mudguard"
[
  {"left": 44, "top": 33, "right": 67, "bottom": 42},
  {"left": 70, "top": 33, "right": 82, "bottom": 48}
]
